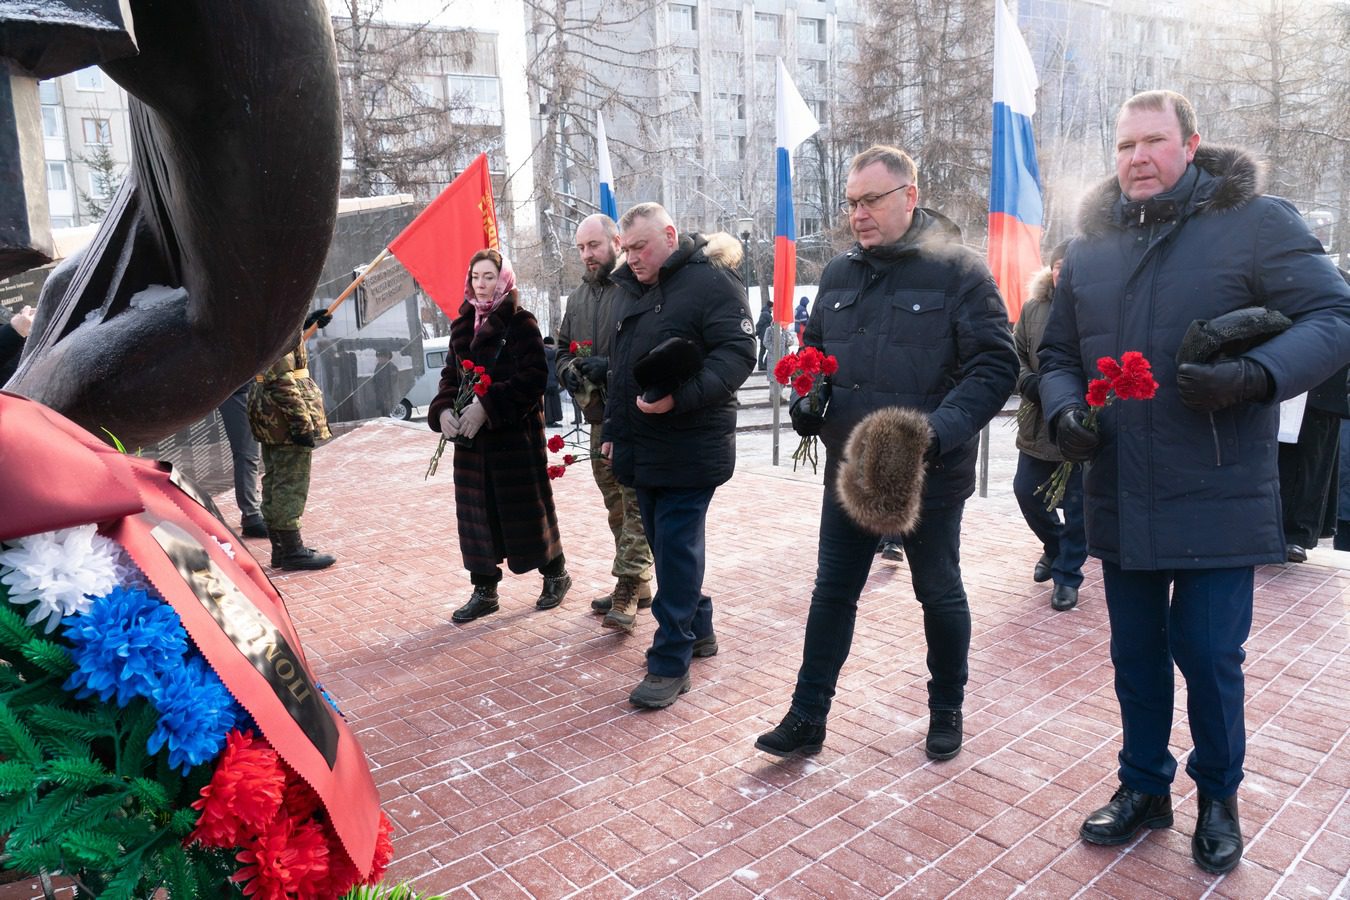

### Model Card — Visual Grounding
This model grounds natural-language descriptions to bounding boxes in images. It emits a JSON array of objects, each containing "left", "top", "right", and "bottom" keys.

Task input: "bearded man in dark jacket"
[
  {"left": 603, "top": 203, "right": 756, "bottom": 709},
  {"left": 1039, "top": 90, "right": 1350, "bottom": 875},
  {"left": 754, "top": 145, "right": 1017, "bottom": 763}
]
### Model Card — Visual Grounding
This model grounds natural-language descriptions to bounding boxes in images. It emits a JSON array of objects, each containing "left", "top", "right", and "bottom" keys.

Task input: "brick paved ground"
[{"left": 8, "top": 418, "right": 1326, "bottom": 900}]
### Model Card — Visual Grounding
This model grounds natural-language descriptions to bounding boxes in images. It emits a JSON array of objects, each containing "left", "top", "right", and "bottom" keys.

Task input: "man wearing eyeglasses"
[{"left": 755, "top": 145, "right": 1016, "bottom": 762}]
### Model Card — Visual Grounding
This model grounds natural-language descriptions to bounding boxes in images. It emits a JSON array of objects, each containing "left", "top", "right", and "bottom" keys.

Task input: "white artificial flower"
[
  {"left": 0, "top": 525, "right": 121, "bottom": 633},
  {"left": 209, "top": 536, "right": 236, "bottom": 560}
]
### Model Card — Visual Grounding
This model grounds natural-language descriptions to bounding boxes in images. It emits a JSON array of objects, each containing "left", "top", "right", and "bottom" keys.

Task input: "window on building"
[
  {"left": 38, "top": 80, "right": 59, "bottom": 104},
  {"left": 716, "top": 133, "right": 743, "bottom": 162},
  {"left": 446, "top": 75, "right": 501, "bottom": 111},
  {"left": 82, "top": 118, "right": 111, "bottom": 145},
  {"left": 712, "top": 8, "right": 742, "bottom": 34},
  {"left": 802, "top": 58, "right": 827, "bottom": 83},
  {"left": 74, "top": 68, "right": 104, "bottom": 91},
  {"left": 838, "top": 23, "right": 856, "bottom": 49},
  {"left": 676, "top": 47, "right": 700, "bottom": 78},
  {"left": 670, "top": 3, "right": 697, "bottom": 31},
  {"left": 41, "top": 106, "right": 61, "bottom": 138},
  {"left": 755, "top": 13, "right": 782, "bottom": 41},
  {"left": 755, "top": 55, "right": 775, "bottom": 89},
  {"left": 714, "top": 93, "right": 745, "bottom": 121},
  {"left": 46, "top": 162, "right": 68, "bottom": 192},
  {"left": 799, "top": 216, "right": 822, "bottom": 236},
  {"left": 806, "top": 97, "right": 827, "bottom": 122},
  {"left": 799, "top": 17, "right": 826, "bottom": 44}
]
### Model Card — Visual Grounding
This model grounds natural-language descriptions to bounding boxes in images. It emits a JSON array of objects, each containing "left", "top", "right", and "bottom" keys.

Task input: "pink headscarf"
[{"left": 465, "top": 251, "right": 517, "bottom": 332}]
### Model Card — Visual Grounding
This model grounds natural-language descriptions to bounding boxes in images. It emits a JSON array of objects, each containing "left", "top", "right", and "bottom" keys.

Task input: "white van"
[{"left": 391, "top": 336, "right": 449, "bottom": 420}]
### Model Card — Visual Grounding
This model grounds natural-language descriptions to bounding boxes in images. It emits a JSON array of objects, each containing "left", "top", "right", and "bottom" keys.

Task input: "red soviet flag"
[{"left": 388, "top": 153, "right": 500, "bottom": 319}]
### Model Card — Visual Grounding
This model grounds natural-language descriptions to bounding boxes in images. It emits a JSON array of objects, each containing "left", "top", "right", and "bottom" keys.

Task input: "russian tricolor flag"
[
  {"left": 597, "top": 110, "right": 617, "bottom": 220},
  {"left": 773, "top": 58, "right": 820, "bottom": 325},
  {"left": 988, "top": 0, "right": 1043, "bottom": 323}
]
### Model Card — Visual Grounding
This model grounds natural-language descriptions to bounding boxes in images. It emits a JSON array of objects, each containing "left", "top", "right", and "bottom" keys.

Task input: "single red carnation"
[
  {"left": 461, "top": 359, "right": 474, "bottom": 370},
  {"left": 478, "top": 374, "right": 492, "bottom": 387},
  {"left": 797, "top": 346, "right": 823, "bottom": 375},
  {"left": 569, "top": 341, "right": 579, "bottom": 353},
  {"left": 821, "top": 355, "right": 839, "bottom": 376},
  {"left": 280, "top": 771, "right": 321, "bottom": 822},
  {"left": 581, "top": 340, "right": 593, "bottom": 348},
  {"left": 793, "top": 373, "right": 814, "bottom": 397},
  {"left": 190, "top": 730, "right": 287, "bottom": 849},
  {"left": 547, "top": 465, "right": 566, "bottom": 480},
  {"left": 231, "top": 815, "right": 330, "bottom": 900},
  {"left": 1113, "top": 352, "right": 1159, "bottom": 400},
  {"left": 547, "top": 435, "right": 565, "bottom": 452},
  {"left": 1096, "top": 356, "right": 1122, "bottom": 380},
  {"left": 472, "top": 383, "right": 488, "bottom": 397},
  {"left": 563, "top": 454, "right": 576, "bottom": 465},
  {"left": 773, "top": 354, "right": 798, "bottom": 386},
  {"left": 1086, "top": 378, "right": 1112, "bottom": 407},
  {"left": 474, "top": 365, "right": 486, "bottom": 375}
]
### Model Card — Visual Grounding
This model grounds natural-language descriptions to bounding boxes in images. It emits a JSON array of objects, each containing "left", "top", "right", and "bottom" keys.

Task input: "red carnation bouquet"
[
  {"left": 774, "top": 346, "right": 839, "bottom": 473},
  {"left": 544, "top": 432, "right": 603, "bottom": 480},
  {"left": 1037, "top": 351, "right": 1158, "bottom": 508},
  {"left": 426, "top": 358, "right": 492, "bottom": 478}
]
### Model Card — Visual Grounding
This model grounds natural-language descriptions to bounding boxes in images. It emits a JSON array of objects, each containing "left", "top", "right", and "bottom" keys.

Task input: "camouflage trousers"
[
  {"left": 260, "top": 443, "right": 312, "bottom": 530},
  {"left": 591, "top": 425, "right": 653, "bottom": 581}
]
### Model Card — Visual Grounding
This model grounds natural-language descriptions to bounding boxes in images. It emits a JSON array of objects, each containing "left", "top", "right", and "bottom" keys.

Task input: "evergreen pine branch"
[
  {"left": 0, "top": 791, "right": 34, "bottom": 834},
  {"left": 60, "top": 828, "right": 123, "bottom": 869},
  {"left": 20, "top": 638, "right": 74, "bottom": 678},
  {"left": 27, "top": 705, "right": 115, "bottom": 743},
  {"left": 47, "top": 756, "right": 110, "bottom": 791},
  {"left": 128, "top": 777, "right": 170, "bottom": 812},
  {"left": 94, "top": 857, "right": 144, "bottom": 900},
  {"left": 0, "top": 760, "right": 36, "bottom": 794},
  {"left": 0, "top": 603, "right": 32, "bottom": 656},
  {"left": 0, "top": 701, "right": 45, "bottom": 766},
  {"left": 4, "top": 839, "right": 64, "bottom": 877},
  {"left": 62, "top": 790, "right": 132, "bottom": 834},
  {"left": 169, "top": 806, "right": 200, "bottom": 837},
  {"left": 153, "top": 843, "right": 195, "bottom": 900},
  {"left": 117, "top": 699, "right": 158, "bottom": 776},
  {"left": 8, "top": 782, "right": 80, "bottom": 847}
]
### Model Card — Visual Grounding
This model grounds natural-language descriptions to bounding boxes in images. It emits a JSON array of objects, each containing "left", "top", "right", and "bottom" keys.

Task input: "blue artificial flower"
[
  {"left": 147, "top": 656, "right": 243, "bottom": 774},
  {"left": 62, "top": 586, "right": 189, "bottom": 707},
  {"left": 317, "top": 682, "right": 344, "bottom": 718}
]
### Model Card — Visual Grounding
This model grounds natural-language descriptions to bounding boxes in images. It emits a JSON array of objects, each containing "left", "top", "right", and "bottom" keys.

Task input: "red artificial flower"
[
  {"left": 231, "top": 814, "right": 330, "bottom": 900},
  {"left": 547, "top": 465, "right": 566, "bottom": 480},
  {"left": 773, "top": 354, "right": 798, "bottom": 385},
  {"left": 280, "top": 771, "right": 322, "bottom": 822},
  {"left": 1096, "top": 356, "right": 1122, "bottom": 380},
  {"left": 1086, "top": 378, "right": 1112, "bottom": 407},
  {"left": 191, "top": 730, "right": 287, "bottom": 848},
  {"left": 792, "top": 373, "right": 814, "bottom": 397},
  {"left": 547, "top": 434, "right": 565, "bottom": 453},
  {"left": 563, "top": 454, "right": 576, "bottom": 465},
  {"left": 821, "top": 355, "right": 839, "bottom": 376},
  {"left": 797, "top": 346, "right": 824, "bottom": 376},
  {"left": 472, "top": 382, "right": 488, "bottom": 397},
  {"left": 474, "top": 365, "right": 486, "bottom": 375},
  {"left": 478, "top": 373, "right": 492, "bottom": 387},
  {"left": 461, "top": 359, "right": 474, "bottom": 371}
]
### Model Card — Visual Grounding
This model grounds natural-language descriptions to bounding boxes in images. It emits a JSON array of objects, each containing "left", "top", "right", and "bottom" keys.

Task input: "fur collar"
[
  {"left": 1078, "top": 144, "right": 1266, "bottom": 237},
  {"left": 1026, "top": 268, "right": 1055, "bottom": 306}
]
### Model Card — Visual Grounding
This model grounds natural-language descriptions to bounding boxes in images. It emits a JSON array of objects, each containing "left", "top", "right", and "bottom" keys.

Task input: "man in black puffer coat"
[
  {"left": 1039, "top": 90, "right": 1350, "bottom": 875},
  {"left": 753, "top": 145, "right": 1016, "bottom": 764},
  {"left": 604, "top": 202, "right": 755, "bottom": 709}
]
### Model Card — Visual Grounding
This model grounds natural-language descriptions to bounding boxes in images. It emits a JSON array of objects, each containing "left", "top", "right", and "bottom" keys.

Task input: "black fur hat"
[
  {"left": 1175, "top": 307, "right": 1293, "bottom": 366},
  {"left": 634, "top": 337, "right": 704, "bottom": 402},
  {"left": 835, "top": 406, "right": 930, "bottom": 537}
]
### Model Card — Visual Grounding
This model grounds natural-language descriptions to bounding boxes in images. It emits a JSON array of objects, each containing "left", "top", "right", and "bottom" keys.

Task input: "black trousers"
[{"left": 1278, "top": 406, "right": 1341, "bottom": 547}]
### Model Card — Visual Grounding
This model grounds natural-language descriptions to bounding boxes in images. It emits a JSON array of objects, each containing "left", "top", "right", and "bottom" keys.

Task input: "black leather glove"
[
  {"left": 290, "top": 430, "right": 316, "bottom": 448},
  {"left": 576, "top": 355, "right": 609, "bottom": 383},
  {"left": 1176, "top": 358, "right": 1271, "bottom": 412},
  {"left": 789, "top": 394, "right": 825, "bottom": 437},
  {"left": 923, "top": 424, "right": 940, "bottom": 463},
  {"left": 1019, "top": 373, "right": 1041, "bottom": 405},
  {"left": 303, "top": 308, "right": 333, "bottom": 330},
  {"left": 560, "top": 363, "right": 582, "bottom": 393},
  {"left": 1053, "top": 406, "right": 1100, "bottom": 463}
]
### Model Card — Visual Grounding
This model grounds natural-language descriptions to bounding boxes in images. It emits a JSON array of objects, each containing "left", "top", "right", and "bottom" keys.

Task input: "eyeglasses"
[{"left": 839, "top": 184, "right": 911, "bottom": 214}]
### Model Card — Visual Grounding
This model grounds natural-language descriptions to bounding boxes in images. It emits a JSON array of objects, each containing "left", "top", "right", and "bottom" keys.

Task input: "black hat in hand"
[
  {"left": 1176, "top": 306, "right": 1292, "bottom": 365},
  {"left": 633, "top": 337, "right": 704, "bottom": 403}
]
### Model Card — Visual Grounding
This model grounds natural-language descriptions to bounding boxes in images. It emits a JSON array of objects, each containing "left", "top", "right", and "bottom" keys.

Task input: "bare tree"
[{"left": 332, "top": 0, "right": 487, "bottom": 200}]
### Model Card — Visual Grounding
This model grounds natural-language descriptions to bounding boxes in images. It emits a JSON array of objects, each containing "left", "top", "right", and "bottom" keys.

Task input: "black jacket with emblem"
[
  {"left": 606, "top": 232, "right": 756, "bottom": 488},
  {"left": 807, "top": 209, "right": 1017, "bottom": 508},
  {"left": 1014, "top": 268, "right": 1061, "bottom": 461},
  {"left": 1039, "top": 146, "right": 1350, "bottom": 570}
]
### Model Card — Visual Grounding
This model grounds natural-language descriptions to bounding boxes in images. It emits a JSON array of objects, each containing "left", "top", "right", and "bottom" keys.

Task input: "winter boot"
[
  {"left": 602, "top": 576, "right": 644, "bottom": 633},
  {"left": 591, "top": 579, "right": 654, "bottom": 613},
  {"left": 536, "top": 570, "right": 572, "bottom": 610},
  {"left": 268, "top": 529, "right": 336, "bottom": 571}
]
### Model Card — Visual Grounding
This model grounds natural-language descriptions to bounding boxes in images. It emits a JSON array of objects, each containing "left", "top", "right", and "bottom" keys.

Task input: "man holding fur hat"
[
  {"left": 754, "top": 145, "right": 1016, "bottom": 762},
  {"left": 603, "top": 202, "right": 756, "bottom": 709},
  {"left": 1038, "top": 90, "right": 1350, "bottom": 874}
]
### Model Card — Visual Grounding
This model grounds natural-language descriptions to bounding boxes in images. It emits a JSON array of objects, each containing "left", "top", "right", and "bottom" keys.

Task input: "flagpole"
[{"left": 302, "top": 248, "right": 391, "bottom": 340}]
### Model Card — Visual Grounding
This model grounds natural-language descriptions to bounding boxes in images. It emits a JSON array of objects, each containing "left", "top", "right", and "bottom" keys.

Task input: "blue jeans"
[
  {"left": 1013, "top": 453, "right": 1086, "bottom": 588},
  {"left": 790, "top": 489, "right": 970, "bottom": 724},
  {"left": 635, "top": 485, "right": 716, "bottom": 677},
  {"left": 1101, "top": 562, "right": 1253, "bottom": 799}
]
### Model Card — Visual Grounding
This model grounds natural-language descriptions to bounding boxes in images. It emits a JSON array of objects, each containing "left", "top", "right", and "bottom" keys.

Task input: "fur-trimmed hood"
[
  {"left": 1026, "top": 267, "right": 1055, "bottom": 306},
  {"left": 1078, "top": 144, "right": 1267, "bottom": 237}
]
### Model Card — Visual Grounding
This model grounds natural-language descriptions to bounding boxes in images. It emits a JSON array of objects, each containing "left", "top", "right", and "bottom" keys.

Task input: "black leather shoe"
[
  {"left": 1051, "top": 584, "right": 1079, "bottom": 611},
  {"left": 691, "top": 633, "right": 719, "bottom": 658},
  {"left": 925, "top": 709, "right": 962, "bottom": 760},
  {"left": 755, "top": 712, "right": 826, "bottom": 758},
  {"left": 536, "top": 571, "right": 572, "bottom": 610},
  {"left": 240, "top": 518, "right": 268, "bottom": 538},
  {"left": 452, "top": 586, "right": 499, "bottom": 622},
  {"left": 1033, "top": 552, "right": 1054, "bottom": 583},
  {"left": 880, "top": 542, "right": 904, "bottom": 562},
  {"left": 1192, "top": 794, "right": 1242, "bottom": 874},
  {"left": 1079, "top": 785, "right": 1173, "bottom": 845},
  {"left": 1286, "top": 544, "right": 1308, "bottom": 563}
]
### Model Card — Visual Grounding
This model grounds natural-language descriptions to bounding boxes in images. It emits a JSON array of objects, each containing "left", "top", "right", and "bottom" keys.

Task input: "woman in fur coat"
[{"left": 428, "top": 249, "right": 570, "bottom": 622}]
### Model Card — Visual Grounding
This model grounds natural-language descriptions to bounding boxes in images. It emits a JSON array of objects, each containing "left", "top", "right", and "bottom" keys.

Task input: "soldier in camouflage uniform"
[{"left": 247, "top": 326, "right": 336, "bottom": 570}]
